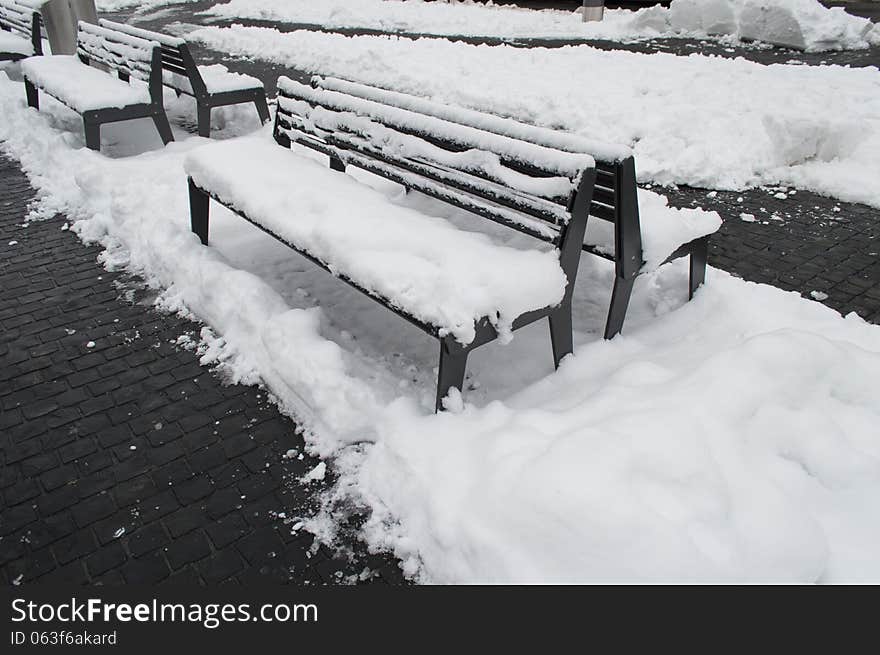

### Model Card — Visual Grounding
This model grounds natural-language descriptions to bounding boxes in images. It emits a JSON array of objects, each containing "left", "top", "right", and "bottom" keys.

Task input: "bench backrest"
[
  {"left": 76, "top": 21, "right": 163, "bottom": 104},
  {"left": 0, "top": 0, "right": 42, "bottom": 55},
  {"left": 97, "top": 19, "right": 206, "bottom": 97},
  {"left": 309, "top": 77, "right": 644, "bottom": 279},
  {"left": 274, "top": 76, "right": 597, "bottom": 253}
]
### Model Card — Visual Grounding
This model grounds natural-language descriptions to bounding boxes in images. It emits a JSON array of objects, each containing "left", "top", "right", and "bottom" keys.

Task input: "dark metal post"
[{"left": 582, "top": 0, "right": 604, "bottom": 22}]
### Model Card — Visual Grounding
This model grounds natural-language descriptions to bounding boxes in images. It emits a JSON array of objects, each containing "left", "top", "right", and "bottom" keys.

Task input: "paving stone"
[{"left": 165, "top": 530, "right": 212, "bottom": 570}]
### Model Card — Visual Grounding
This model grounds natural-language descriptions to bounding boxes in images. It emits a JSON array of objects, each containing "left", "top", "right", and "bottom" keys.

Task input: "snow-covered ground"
[
  {"left": 200, "top": 0, "right": 880, "bottom": 51},
  {"left": 191, "top": 26, "right": 880, "bottom": 208},
  {"left": 94, "top": 0, "right": 198, "bottom": 12},
  {"left": 1, "top": 59, "right": 879, "bottom": 582}
]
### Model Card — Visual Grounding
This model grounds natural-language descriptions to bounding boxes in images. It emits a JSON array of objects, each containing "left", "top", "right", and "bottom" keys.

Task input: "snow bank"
[
  {"left": 1, "top": 71, "right": 879, "bottom": 583},
  {"left": 191, "top": 26, "right": 880, "bottom": 208},
  {"left": 201, "top": 0, "right": 880, "bottom": 52}
]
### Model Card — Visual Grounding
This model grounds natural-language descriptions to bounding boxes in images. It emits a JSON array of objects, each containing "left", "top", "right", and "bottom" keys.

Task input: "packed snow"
[
  {"left": 201, "top": 0, "right": 880, "bottom": 52},
  {"left": 2, "top": 44, "right": 879, "bottom": 582},
  {"left": 191, "top": 26, "right": 880, "bottom": 209}
]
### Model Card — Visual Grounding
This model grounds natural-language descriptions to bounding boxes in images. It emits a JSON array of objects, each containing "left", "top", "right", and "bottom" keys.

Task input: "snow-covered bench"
[
  {"left": 309, "top": 77, "right": 720, "bottom": 339},
  {"left": 22, "top": 21, "right": 174, "bottom": 152},
  {"left": 186, "top": 76, "right": 601, "bottom": 410},
  {"left": 98, "top": 19, "right": 270, "bottom": 138},
  {"left": 0, "top": 0, "right": 41, "bottom": 62}
]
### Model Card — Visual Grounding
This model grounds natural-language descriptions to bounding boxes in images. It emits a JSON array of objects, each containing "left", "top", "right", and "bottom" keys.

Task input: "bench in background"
[
  {"left": 99, "top": 19, "right": 270, "bottom": 137},
  {"left": 187, "top": 75, "right": 600, "bottom": 411},
  {"left": 22, "top": 21, "right": 173, "bottom": 152},
  {"left": 310, "top": 77, "right": 717, "bottom": 340},
  {"left": 0, "top": 0, "right": 41, "bottom": 62}
]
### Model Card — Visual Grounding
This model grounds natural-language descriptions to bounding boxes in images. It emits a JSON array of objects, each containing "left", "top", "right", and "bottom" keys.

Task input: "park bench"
[
  {"left": 0, "top": 0, "right": 41, "bottom": 62},
  {"left": 184, "top": 76, "right": 718, "bottom": 410},
  {"left": 98, "top": 19, "right": 270, "bottom": 137},
  {"left": 21, "top": 21, "right": 173, "bottom": 152},
  {"left": 309, "top": 77, "right": 716, "bottom": 339}
]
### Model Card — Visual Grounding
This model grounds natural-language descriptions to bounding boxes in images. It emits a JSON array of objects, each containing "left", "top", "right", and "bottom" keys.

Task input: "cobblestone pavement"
[
  {"left": 2, "top": 2, "right": 879, "bottom": 587},
  {"left": 0, "top": 155, "right": 404, "bottom": 585}
]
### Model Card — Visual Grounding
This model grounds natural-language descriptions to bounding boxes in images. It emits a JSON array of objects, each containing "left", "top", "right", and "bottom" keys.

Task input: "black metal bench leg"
[
  {"left": 329, "top": 156, "right": 346, "bottom": 173},
  {"left": 254, "top": 94, "right": 270, "bottom": 125},
  {"left": 604, "top": 276, "right": 635, "bottom": 340},
  {"left": 435, "top": 338, "right": 468, "bottom": 412},
  {"left": 548, "top": 301, "right": 573, "bottom": 368},
  {"left": 689, "top": 237, "right": 709, "bottom": 300},
  {"left": 24, "top": 79, "right": 38, "bottom": 109},
  {"left": 188, "top": 179, "right": 210, "bottom": 245},
  {"left": 152, "top": 111, "right": 174, "bottom": 145},
  {"left": 197, "top": 103, "right": 211, "bottom": 138},
  {"left": 83, "top": 120, "right": 100, "bottom": 151}
]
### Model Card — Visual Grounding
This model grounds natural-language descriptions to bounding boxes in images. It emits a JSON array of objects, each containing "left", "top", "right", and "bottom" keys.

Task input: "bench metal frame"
[
  {"left": 188, "top": 80, "right": 598, "bottom": 411},
  {"left": 0, "top": 0, "right": 41, "bottom": 62},
  {"left": 99, "top": 19, "right": 270, "bottom": 138},
  {"left": 23, "top": 22, "right": 173, "bottom": 152}
]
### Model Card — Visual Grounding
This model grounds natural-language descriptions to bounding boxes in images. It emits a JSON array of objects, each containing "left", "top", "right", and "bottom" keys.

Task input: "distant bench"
[
  {"left": 185, "top": 76, "right": 719, "bottom": 409},
  {"left": 98, "top": 19, "right": 270, "bottom": 137},
  {"left": 22, "top": 21, "right": 173, "bottom": 151},
  {"left": 0, "top": 0, "right": 41, "bottom": 62}
]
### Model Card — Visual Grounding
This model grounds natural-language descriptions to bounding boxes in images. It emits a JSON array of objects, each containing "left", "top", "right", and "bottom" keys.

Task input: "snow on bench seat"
[
  {"left": 184, "top": 137, "right": 569, "bottom": 345},
  {"left": 0, "top": 30, "right": 31, "bottom": 56},
  {"left": 20, "top": 55, "right": 151, "bottom": 112},
  {"left": 162, "top": 63, "right": 264, "bottom": 96},
  {"left": 585, "top": 189, "right": 722, "bottom": 272}
]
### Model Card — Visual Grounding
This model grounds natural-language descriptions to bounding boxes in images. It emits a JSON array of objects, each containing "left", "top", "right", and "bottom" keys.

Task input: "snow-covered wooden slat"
[
  {"left": 278, "top": 97, "right": 573, "bottom": 225},
  {"left": 0, "top": 0, "right": 38, "bottom": 46},
  {"left": 278, "top": 77, "right": 594, "bottom": 183},
  {"left": 76, "top": 21, "right": 157, "bottom": 83},
  {"left": 97, "top": 19, "right": 189, "bottom": 76},
  {"left": 313, "top": 76, "right": 632, "bottom": 164},
  {"left": 276, "top": 115, "right": 564, "bottom": 241}
]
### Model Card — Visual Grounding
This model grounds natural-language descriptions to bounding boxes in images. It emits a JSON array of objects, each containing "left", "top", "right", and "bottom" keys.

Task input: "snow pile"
[
  {"left": 200, "top": 0, "right": 880, "bottom": 52},
  {"left": 668, "top": 0, "right": 880, "bottom": 51},
  {"left": 1, "top": 71, "right": 879, "bottom": 583},
  {"left": 191, "top": 26, "right": 880, "bottom": 208}
]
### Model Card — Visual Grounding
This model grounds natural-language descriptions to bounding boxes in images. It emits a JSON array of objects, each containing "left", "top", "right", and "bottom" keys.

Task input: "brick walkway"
[{"left": 0, "top": 155, "right": 403, "bottom": 585}]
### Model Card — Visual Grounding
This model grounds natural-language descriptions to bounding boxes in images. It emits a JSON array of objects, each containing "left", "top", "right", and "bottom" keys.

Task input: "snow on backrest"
[
  {"left": 314, "top": 76, "right": 632, "bottom": 166},
  {"left": 0, "top": 0, "right": 37, "bottom": 42},
  {"left": 76, "top": 21, "right": 159, "bottom": 84},
  {"left": 97, "top": 18, "right": 193, "bottom": 92}
]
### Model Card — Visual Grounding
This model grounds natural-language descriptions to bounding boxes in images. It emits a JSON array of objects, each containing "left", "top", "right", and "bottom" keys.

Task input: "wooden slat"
[
  {"left": 277, "top": 121, "right": 564, "bottom": 245},
  {"left": 279, "top": 81, "right": 592, "bottom": 183},
  {"left": 278, "top": 107, "right": 572, "bottom": 227}
]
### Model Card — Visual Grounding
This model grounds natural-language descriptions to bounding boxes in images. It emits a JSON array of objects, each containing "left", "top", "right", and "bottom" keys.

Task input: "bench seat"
[
  {"left": 163, "top": 63, "right": 263, "bottom": 95},
  {"left": 0, "top": 29, "right": 31, "bottom": 57},
  {"left": 184, "top": 137, "right": 569, "bottom": 346},
  {"left": 21, "top": 55, "right": 151, "bottom": 112},
  {"left": 585, "top": 189, "right": 722, "bottom": 272}
]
